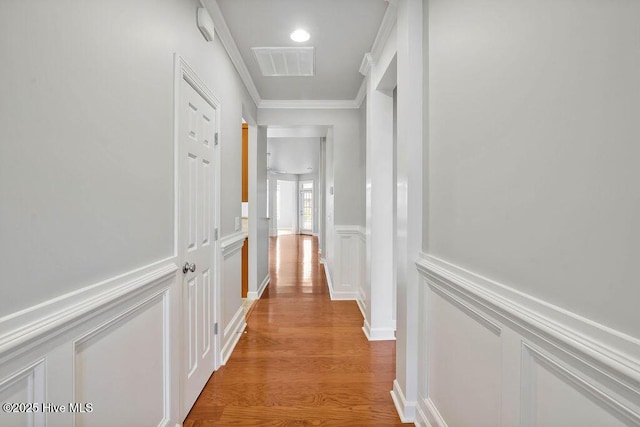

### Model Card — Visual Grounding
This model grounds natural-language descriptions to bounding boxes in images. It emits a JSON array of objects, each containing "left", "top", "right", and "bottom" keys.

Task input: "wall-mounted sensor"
[{"left": 197, "top": 8, "right": 215, "bottom": 42}]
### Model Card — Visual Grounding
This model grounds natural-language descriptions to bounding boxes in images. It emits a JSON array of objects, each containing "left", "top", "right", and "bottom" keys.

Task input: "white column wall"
[
  {"left": 248, "top": 125, "right": 270, "bottom": 300},
  {"left": 392, "top": 0, "right": 424, "bottom": 421},
  {"left": 363, "top": 41, "right": 397, "bottom": 341}
]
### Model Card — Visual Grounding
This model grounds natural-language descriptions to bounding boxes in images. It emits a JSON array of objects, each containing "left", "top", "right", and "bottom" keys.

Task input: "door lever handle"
[{"left": 183, "top": 262, "right": 196, "bottom": 274}]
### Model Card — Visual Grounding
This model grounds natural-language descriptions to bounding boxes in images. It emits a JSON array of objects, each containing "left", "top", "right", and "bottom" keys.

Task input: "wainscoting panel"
[
  {"left": 427, "top": 286, "right": 502, "bottom": 427},
  {"left": 332, "top": 226, "right": 365, "bottom": 301},
  {"left": 0, "top": 261, "right": 179, "bottom": 427},
  {"left": 220, "top": 232, "right": 247, "bottom": 365},
  {"left": 0, "top": 360, "right": 45, "bottom": 427},
  {"left": 74, "top": 292, "right": 169, "bottom": 427},
  {"left": 415, "top": 253, "right": 640, "bottom": 427}
]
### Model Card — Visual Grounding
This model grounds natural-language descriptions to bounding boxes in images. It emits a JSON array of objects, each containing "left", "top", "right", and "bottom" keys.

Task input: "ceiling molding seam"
[
  {"left": 202, "top": 0, "right": 262, "bottom": 107},
  {"left": 359, "top": 1, "right": 397, "bottom": 77},
  {"left": 259, "top": 100, "right": 359, "bottom": 110}
]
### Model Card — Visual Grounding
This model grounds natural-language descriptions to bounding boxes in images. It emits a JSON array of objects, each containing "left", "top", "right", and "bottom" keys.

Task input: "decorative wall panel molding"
[
  {"left": 0, "top": 260, "right": 177, "bottom": 363},
  {"left": 0, "top": 260, "right": 179, "bottom": 427},
  {"left": 415, "top": 253, "right": 640, "bottom": 427},
  {"left": 331, "top": 226, "right": 365, "bottom": 301},
  {"left": 220, "top": 232, "right": 246, "bottom": 258}
]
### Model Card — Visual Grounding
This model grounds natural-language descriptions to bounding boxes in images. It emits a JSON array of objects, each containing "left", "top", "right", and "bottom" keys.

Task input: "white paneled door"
[{"left": 178, "top": 77, "right": 217, "bottom": 418}]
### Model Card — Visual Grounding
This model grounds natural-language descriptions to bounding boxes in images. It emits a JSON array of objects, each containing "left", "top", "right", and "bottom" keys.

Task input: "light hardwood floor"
[{"left": 184, "top": 234, "right": 407, "bottom": 426}]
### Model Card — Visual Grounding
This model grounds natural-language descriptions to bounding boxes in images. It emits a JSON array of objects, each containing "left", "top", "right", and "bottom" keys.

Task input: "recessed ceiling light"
[{"left": 290, "top": 29, "right": 310, "bottom": 43}]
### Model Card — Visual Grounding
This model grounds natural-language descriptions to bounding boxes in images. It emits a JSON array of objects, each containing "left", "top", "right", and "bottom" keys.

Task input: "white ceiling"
[
  {"left": 216, "top": 0, "right": 388, "bottom": 101},
  {"left": 268, "top": 137, "right": 320, "bottom": 175}
]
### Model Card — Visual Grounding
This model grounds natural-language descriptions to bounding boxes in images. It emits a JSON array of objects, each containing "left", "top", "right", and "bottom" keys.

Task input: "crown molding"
[
  {"left": 259, "top": 99, "right": 360, "bottom": 110},
  {"left": 204, "top": 0, "right": 393, "bottom": 110},
  {"left": 360, "top": 1, "right": 397, "bottom": 77},
  {"left": 354, "top": 78, "right": 367, "bottom": 108},
  {"left": 359, "top": 53, "right": 374, "bottom": 77},
  {"left": 203, "top": 0, "right": 262, "bottom": 107}
]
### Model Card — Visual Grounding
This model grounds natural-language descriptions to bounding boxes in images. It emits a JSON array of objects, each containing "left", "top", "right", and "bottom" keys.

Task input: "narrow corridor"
[{"left": 184, "top": 235, "right": 406, "bottom": 426}]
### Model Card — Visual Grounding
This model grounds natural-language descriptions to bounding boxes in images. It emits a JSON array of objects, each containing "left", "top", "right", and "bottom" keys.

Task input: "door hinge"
[
  {"left": 214, "top": 228, "right": 219, "bottom": 241},
  {"left": 214, "top": 132, "right": 219, "bottom": 146},
  {"left": 214, "top": 322, "right": 218, "bottom": 335}
]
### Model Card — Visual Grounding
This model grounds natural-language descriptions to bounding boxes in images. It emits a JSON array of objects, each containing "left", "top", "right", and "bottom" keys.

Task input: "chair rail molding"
[
  {"left": 220, "top": 231, "right": 246, "bottom": 258},
  {"left": 415, "top": 252, "right": 640, "bottom": 427},
  {"left": 0, "top": 259, "right": 177, "bottom": 363}
]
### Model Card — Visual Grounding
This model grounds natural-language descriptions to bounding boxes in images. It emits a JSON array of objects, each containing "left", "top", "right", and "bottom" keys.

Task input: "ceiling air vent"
[{"left": 252, "top": 47, "right": 315, "bottom": 77}]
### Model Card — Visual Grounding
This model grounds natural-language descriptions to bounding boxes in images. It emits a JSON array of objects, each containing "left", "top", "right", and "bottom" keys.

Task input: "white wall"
[
  {"left": 416, "top": 0, "right": 640, "bottom": 425},
  {"left": 0, "top": 0, "right": 255, "bottom": 319},
  {"left": 277, "top": 180, "right": 297, "bottom": 231},
  {"left": 427, "top": 0, "right": 640, "bottom": 344},
  {"left": 0, "top": 0, "right": 255, "bottom": 425}
]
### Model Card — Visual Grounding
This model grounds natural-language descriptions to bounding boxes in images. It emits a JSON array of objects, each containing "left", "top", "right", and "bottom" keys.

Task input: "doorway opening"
[
  {"left": 276, "top": 179, "right": 297, "bottom": 235},
  {"left": 299, "top": 180, "right": 314, "bottom": 235}
]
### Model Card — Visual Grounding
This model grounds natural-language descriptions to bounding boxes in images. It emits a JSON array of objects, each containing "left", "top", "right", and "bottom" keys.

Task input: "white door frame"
[{"left": 174, "top": 54, "right": 222, "bottom": 419}]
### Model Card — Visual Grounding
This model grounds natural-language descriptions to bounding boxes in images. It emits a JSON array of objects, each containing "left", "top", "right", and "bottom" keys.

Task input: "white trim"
[
  {"left": 73, "top": 288, "right": 172, "bottom": 426},
  {"left": 521, "top": 342, "right": 640, "bottom": 426},
  {"left": 428, "top": 280, "right": 502, "bottom": 336},
  {"left": 202, "top": 0, "right": 261, "bottom": 107},
  {"left": 391, "top": 379, "right": 417, "bottom": 423},
  {"left": 356, "top": 291, "right": 366, "bottom": 320},
  {"left": 323, "top": 247, "right": 358, "bottom": 301},
  {"left": 334, "top": 225, "right": 366, "bottom": 235},
  {"left": 322, "top": 258, "right": 357, "bottom": 301},
  {"left": 420, "top": 397, "right": 448, "bottom": 427},
  {"left": 329, "top": 290, "right": 358, "bottom": 301},
  {"left": 220, "top": 232, "right": 246, "bottom": 258},
  {"left": 0, "top": 261, "right": 177, "bottom": 362},
  {"left": 0, "top": 359, "right": 46, "bottom": 427},
  {"left": 201, "top": 0, "right": 396, "bottom": 110},
  {"left": 247, "top": 274, "right": 270, "bottom": 300},
  {"left": 220, "top": 306, "right": 246, "bottom": 365},
  {"left": 360, "top": 2, "right": 398, "bottom": 77},
  {"left": 362, "top": 318, "right": 396, "bottom": 341},
  {"left": 359, "top": 53, "right": 374, "bottom": 77},
  {"left": 354, "top": 78, "right": 367, "bottom": 108},
  {"left": 416, "top": 254, "right": 640, "bottom": 398},
  {"left": 259, "top": 99, "right": 360, "bottom": 109}
]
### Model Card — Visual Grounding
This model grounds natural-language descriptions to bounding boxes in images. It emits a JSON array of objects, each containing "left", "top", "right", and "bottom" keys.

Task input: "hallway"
[{"left": 184, "top": 235, "right": 406, "bottom": 426}]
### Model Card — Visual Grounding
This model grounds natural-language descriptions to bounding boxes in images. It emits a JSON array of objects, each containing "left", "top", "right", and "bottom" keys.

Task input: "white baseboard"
[
  {"left": 329, "top": 289, "right": 358, "bottom": 300},
  {"left": 221, "top": 306, "right": 246, "bottom": 365},
  {"left": 325, "top": 262, "right": 357, "bottom": 300},
  {"left": 390, "top": 379, "right": 416, "bottom": 423},
  {"left": 419, "top": 397, "right": 447, "bottom": 427},
  {"left": 322, "top": 261, "right": 358, "bottom": 300},
  {"left": 356, "top": 297, "right": 366, "bottom": 319},
  {"left": 322, "top": 260, "right": 333, "bottom": 291},
  {"left": 362, "top": 318, "right": 396, "bottom": 341},
  {"left": 247, "top": 274, "right": 270, "bottom": 300}
]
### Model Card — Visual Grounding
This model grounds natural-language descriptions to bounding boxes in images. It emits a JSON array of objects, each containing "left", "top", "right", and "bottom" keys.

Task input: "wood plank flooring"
[{"left": 184, "top": 234, "right": 407, "bottom": 426}]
